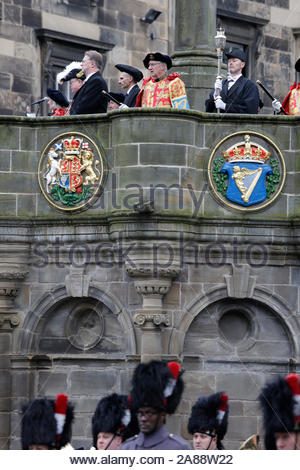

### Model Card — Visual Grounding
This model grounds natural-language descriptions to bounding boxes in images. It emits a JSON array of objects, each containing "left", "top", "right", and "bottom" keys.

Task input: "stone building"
[
  {"left": 1, "top": 0, "right": 300, "bottom": 115},
  {"left": 0, "top": 0, "right": 299, "bottom": 451}
]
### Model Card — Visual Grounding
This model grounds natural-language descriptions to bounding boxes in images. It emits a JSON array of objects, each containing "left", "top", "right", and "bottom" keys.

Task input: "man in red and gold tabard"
[
  {"left": 272, "top": 58, "right": 300, "bottom": 115},
  {"left": 135, "top": 52, "right": 189, "bottom": 109}
]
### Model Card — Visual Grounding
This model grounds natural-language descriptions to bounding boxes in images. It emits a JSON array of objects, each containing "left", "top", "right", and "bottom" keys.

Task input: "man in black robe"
[{"left": 205, "top": 49, "right": 259, "bottom": 114}]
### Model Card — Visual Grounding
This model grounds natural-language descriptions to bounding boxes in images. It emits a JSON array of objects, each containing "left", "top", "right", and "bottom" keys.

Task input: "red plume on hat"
[
  {"left": 286, "top": 374, "right": 300, "bottom": 426},
  {"left": 164, "top": 362, "right": 181, "bottom": 397},
  {"left": 55, "top": 394, "right": 68, "bottom": 437},
  {"left": 217, "top": 394, "right": 228, "bottom": 424}
]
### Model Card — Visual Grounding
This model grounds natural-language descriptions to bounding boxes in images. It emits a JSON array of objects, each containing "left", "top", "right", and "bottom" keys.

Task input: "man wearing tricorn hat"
[
  {"left": 21, "top": 394, "right": 74, "bottom": 450},
  {"left": 121, "top": 360, "right": 190, "bottom": 450},
  {"left": 135, "top": 52, "right": 189, "bottom": 109},
  {"left": 205, "top": 48, "right": 259, "bottom": 114},
  {"left": 259, "top": 373, "right": 300, "bottom": 450},
  {"left": 188, "top": 392, "right": 229, "bottom": 450},
  {"left": 91, "top": 393, "right": 138, "bottom": 450},
  {"left": 272, "top": 59, "right": 300, "bottom": 115},
  {"left": 115, "top": 64, "right": 143, "bottom": 108}
]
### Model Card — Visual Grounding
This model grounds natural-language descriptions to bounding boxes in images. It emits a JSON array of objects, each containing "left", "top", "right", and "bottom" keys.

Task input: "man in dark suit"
[
  {"left": 205, "top": 49, "right": 259, "bottom": 114},
  {"left": 115, "top": 64, "right": 143, "bottom": 108},
  {"left": 69, "top": 50, "right": 108, "bottom": 115}
]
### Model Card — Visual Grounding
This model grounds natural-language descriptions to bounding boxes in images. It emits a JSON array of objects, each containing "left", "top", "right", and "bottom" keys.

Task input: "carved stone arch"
[
  {"left": 18, "top": 284, "right": 136, "bottom": 355},
  {"left": 168, "top": 285, "right": 298, "bottom": 358}
]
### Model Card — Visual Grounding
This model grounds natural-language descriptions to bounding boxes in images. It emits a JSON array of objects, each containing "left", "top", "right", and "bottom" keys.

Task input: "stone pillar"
[
  {"left": 0, "top": 269, "right": 27, "bottom": 448},
  {"left": 126, "top": 263, "right": 180, "bottom": 362},
  {"left": 172, "top": 0, "right": 223, "bottom": 111}
]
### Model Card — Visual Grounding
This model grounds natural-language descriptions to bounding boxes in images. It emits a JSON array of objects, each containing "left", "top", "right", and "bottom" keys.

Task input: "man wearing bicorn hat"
[
  {"left": 91, "top": 393, "right": 138, "bottom": 450},
  {"left": 135, "top": 52, "right": 190, "bottom": 109},
  {"left": 259, "top": 373, "right": 300, "bottom": 450},
  {"left": 115, "top": 64, "right": 143, "bottom": 108},
  {"left": 121, "top": 360, "right": 190, "bottom": 450},
  {"left": 205, "top": 49, "right": 259, "bottom": 114},
  {"left": 57, "top": 62, "right": 85, "bottom": 100},
  {"left": 272, "top": 58, "right": 300, "bottom": 115},
  {"left": 188, "top": 392, "right": 229, "bottom": 450},
  {"left": 21, "top": 394, "right": 74, "bottom": 450},
  {"left": 69, "top": 50, "right": 108, "bottom": 115}
]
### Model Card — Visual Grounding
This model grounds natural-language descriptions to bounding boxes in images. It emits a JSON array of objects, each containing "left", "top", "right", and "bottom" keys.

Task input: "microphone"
[{"left": 30, "top": 97, "right": 49, "bottom": 105}]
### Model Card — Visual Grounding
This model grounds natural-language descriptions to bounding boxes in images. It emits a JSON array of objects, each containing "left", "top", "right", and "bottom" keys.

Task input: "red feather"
[
  {"left": 219, "top": 394, "right": 228, "bottom": 411},
  {"left": 286, "top": 374, "right": 300, "bottom": 395},
  {"left": 168, "top": 362, "right": 180, "bottom": 380},
  {"left": 55, "top": 394, "right": 68, "bottom": 414}
]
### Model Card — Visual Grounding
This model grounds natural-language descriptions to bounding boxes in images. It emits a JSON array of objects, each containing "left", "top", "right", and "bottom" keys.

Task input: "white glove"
[
  {"left": 214, "top": 77, "right": 223, "bottom": 91},
  {"left": 214, "top": 96, "right": 226, "bottom": 110},
  {"left": 272, "top": 99, "right": 282, "bottom": 113},
  {"left": 119, "top": 103, "right": 129, "bottom": 110}
]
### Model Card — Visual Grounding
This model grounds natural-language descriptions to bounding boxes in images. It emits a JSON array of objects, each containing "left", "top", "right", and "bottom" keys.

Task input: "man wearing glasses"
[
  {"left": 121, "top": 360, "right": 190, "bottom": 450},
  {"left": 69, "top": 50, "right": 108, "bottom": 115},
  {"left": 135, "top": 52, "right": 189, "bottom": 109}
]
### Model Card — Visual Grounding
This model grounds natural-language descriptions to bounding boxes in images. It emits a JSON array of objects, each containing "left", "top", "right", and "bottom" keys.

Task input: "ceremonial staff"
[
  {"left": 101, "top": 90, "right": 122, "bottom": 106},
  {"left": 214, "top": 26, "right": 227, "bottom": 114},
  {"left": 256, "top": 80, "right": 288, "bottom": 115}
]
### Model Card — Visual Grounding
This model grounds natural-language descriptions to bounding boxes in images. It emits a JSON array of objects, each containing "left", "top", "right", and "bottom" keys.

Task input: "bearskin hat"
[
  {"left": 21, "top": 394, "right": 74, "bottom": 450},
  {"left": 130, "top": 360, "right": 184, "bottom": 414},
  {"left": 188, "top": 392, "right": 229, "bottom": 444},
  {"left": 92, "top": 393, "right": 137, "bottom": 448},
  {"left": 259, "top": 374, "right": 300, "bottom": 449}
]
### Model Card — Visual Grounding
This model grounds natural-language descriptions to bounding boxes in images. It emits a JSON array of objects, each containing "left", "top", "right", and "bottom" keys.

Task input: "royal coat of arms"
[
  {"left": 208, "top": 132, "right": 286, "bottom": 211},
  {"left": 38, "top": 133, "right": 105, "bottom": 211}
]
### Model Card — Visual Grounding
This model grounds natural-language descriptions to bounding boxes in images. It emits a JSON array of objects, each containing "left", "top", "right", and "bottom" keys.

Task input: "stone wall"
[{"left": 0, "top": 109, "right": 299, "bottom": 449}]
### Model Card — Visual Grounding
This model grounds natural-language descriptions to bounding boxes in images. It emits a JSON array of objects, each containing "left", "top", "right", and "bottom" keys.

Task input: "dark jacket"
[
  {"left": 120, "top": 425, "right": 190, "bottom": 450},
  {"left": 70, "top": 71, "right": 108, "bottom": 115},
  {"left": 124, "top": 84, "right": 140, "bottom": 107},
  {"left": 205, "top": 76, "right": 259, "bottom": 114}
]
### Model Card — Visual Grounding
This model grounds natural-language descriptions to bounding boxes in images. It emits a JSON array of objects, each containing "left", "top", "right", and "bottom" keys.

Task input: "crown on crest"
[
  {"left": 222, "top": 134, "right": 271, "bottom": 163},
  {"left": 62, "top": 136, "right": 83, "bottom": 155}
]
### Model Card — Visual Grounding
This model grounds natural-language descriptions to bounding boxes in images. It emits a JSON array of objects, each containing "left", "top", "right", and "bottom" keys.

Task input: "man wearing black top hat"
[
  {"left": 135, "top": 52, "right": 189, "bottom": 109},
  {"left": 121, "top": 360, "right": 190, "bottom": 450},
  {"left": 91, "top": 393, "right": 138, "bottom": 450},
  {"left": 259, "top": 373, "right": 300, "bottom": 450},
  {"left": 115, "top": 64, "right": 143, "bottom": 108},
  {"left": 188, "top": 392, "right": 229, "bottom": 450},
  {"left": 205, "top": 49, "right": 259, "bottom": 114}
]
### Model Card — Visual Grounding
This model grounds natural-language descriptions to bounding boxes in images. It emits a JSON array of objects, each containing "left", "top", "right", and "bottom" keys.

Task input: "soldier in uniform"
[
  {"left": 188, "top": 392, "right": 229, "bottom": 450},
  {"left": 115, "top": 64, "right": 143, "bottom": 108},
  {"left": 121, "top": 360, "right": 190, "bottom": 450},
  {"left": 259, "top": 373, "right": 300, "bottom": 450},
  {"left": 91, "top": 393, "right": 138, "bottom": 450},
  {"left": 21, "top": 394, "right": 74, "bottom": 450},
  {"left": 135, "top": 52, "right": 189, "bottom": 109},
  {"left": 205, "top": 49, "right": 259, "bottom": 114}
]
